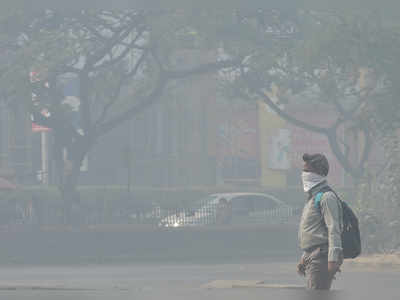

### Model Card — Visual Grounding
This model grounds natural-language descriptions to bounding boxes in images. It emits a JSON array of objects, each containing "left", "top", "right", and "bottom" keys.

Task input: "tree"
[
  {"left": 218, "top": 10, "right": 394, "bottom": 181},
  {"left": 355, "top": 26, "right": 400, "bottom": 251},
  {"left": 215, "top": 9, "right": 400, "bottom": 251},
  {"left": 0, "top": 9, "right": 239, "bottom": 222}
]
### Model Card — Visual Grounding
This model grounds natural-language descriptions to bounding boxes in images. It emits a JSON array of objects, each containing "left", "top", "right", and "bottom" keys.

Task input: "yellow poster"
[{"left": 258, "top": 101, "right": 289, "bottom": 188}]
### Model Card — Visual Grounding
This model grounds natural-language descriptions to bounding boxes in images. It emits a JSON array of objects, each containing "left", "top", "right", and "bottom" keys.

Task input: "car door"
[
  {"left": 230, "top": 195, "right": 254, "bottom": 218},
  {"left": 232, "top": 194, "right": 284, "bottom": 224},
  {"left": 252, "top": 195, "right": 279, "bottom": 211}
]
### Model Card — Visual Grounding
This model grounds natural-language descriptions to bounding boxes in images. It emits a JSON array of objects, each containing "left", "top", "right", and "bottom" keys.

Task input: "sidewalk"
[{"left": 345, "top": 253, "right": 400, "bottom": 269}]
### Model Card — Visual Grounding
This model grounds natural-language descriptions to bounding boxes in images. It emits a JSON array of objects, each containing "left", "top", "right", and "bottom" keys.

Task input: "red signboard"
[
  {"left": 30, "top": 71, "right": 51, "bottom": 132},
  {"left": 32, "top": 122, "right": 51, "bottom": 132}
]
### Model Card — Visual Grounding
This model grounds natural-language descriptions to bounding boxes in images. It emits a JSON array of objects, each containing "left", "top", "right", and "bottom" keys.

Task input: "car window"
[
  {"left": 252, "top": 195, "right": 278, "bottom": 210},
  {"left": 231, "top": 196, "right": 254, "bottom": 215},
  {"left": 231, "top": 195, "right": 279, "bottom": 215}
]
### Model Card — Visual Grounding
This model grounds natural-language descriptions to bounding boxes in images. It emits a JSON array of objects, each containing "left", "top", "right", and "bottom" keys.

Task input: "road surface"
[{"left": 0, "top": 261, "right": 398, "bottom": 300}]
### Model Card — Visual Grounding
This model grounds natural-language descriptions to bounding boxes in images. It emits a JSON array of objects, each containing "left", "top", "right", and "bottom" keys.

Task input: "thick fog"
[{"left": 0, "top": 1, "right": 399, "bottom": 299}]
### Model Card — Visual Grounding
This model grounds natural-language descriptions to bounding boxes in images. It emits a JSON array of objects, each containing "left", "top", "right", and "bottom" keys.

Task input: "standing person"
[
  {"left": 297, "top": 153, "right": 343, "bottom": 290},
  {"left": 216, "top": 198, "right": 232, "bottom": 225}
]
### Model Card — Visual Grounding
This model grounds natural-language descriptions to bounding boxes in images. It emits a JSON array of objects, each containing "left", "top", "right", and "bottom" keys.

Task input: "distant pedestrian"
[
  {"left": 297, "top": 153, "right": 343, "bottom": 290},
  {"left": 216, "top": 198, "right": 232, "bottom": 225}
]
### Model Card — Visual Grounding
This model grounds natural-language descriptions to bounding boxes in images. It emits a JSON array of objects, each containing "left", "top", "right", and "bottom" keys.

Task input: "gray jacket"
[{"left": 298, "top": 181, "right": 343, "bottom": 262}]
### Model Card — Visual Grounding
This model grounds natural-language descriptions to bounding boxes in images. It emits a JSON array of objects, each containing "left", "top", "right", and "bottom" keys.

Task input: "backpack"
[{"left": 314, "top": 187, "right": 361, "bottom": 259}]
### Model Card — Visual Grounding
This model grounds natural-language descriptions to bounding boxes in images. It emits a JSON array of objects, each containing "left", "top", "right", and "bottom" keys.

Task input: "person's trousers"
[{"left": 303, "top": 246, "right": 333, "bottom": 290}]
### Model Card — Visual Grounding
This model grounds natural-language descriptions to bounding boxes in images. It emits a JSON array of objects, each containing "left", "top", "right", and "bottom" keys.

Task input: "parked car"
[{"left": 158, "top": 192, "right": 294, "bottom": 228}]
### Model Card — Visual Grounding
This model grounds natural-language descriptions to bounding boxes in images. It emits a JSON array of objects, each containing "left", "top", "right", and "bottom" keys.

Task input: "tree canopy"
[
  {"left": 216, "top": 10, "right": 400, "bottom": 179},
  {"left": 0, "top": 8, "right": 242, "bottom": 222}
]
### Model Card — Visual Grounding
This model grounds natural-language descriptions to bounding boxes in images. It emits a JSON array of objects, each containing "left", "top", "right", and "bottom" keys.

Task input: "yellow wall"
[{"left": 258, "top": 101, "right": 287, "bottom": 188}]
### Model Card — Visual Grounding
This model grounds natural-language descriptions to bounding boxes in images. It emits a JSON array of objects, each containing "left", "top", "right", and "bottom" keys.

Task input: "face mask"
[{"left": 302, "top": 171, "right": 326, "bottom": 192}]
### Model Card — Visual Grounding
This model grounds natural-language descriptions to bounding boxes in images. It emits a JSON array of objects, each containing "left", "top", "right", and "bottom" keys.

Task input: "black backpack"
[{"left": 314, "top": 187, "right": 361, "bottom": 259}]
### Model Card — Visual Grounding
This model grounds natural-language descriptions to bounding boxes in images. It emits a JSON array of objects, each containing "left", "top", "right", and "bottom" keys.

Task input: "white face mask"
[{"left": 301, "top": 171, "right": 326, "bottom": 192}]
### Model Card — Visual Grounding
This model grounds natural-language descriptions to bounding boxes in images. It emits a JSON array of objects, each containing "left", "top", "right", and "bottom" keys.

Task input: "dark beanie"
[{"left": 303, "top": 153, "right": 329, "bottom": 177}]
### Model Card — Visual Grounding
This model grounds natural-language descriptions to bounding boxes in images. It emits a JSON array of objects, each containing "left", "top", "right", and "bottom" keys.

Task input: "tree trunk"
[
  {"left": 59, "top": 141, "right": 88, "bottom": 225},
  {"left": 61, "top": 159, "right": 80, "bottom": 224}
]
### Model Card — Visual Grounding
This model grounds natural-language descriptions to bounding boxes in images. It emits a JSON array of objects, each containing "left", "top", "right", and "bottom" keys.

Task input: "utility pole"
[{"left": 41, "top": 131, "right": 49, "bottom": 185}]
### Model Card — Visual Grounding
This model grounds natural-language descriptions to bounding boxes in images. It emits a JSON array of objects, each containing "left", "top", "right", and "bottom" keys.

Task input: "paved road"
[{"left": 0, "top": 262, "right": 398, "bottom": 300}]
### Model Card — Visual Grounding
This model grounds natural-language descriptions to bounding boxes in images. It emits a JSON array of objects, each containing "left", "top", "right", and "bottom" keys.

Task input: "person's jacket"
[{"left": 298, "top": 181, "right": 343, "bottom": 262}]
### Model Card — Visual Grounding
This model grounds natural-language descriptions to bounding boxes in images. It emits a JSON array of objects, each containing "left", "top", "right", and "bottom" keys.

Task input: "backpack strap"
[
  {"left": 314, "top": 192, "right": 324, "bottom": 209},
  {"left": 313, "top": 186, "right": 333, "bottom": 209}
]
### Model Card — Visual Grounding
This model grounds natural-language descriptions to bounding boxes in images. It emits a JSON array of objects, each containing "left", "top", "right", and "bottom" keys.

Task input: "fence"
[
  {"left": 157, "top": 203, "right": 296, "bottom": 227},
  {"left": 0, "top": 196, "right": 297, "bottom": 227}
]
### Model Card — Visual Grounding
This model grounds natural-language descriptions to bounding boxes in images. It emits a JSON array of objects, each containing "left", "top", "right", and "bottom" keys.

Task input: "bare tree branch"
[
  {"left": 241, "top": 70, "right": 370, "bottom": 179},
  {"left": 94, "top": 50, "right": 149, "bottom": 126},
  {"left": 326, "top": 128, "right": 361, "bottom": 178},
  {"left": 124, "top": 48, "right": 149, "bottom": 78},
  {"left": 96, "top": 59, "right": 241, "bottom": 138},
  {"left": 85, "top": 14, "right": 144, "bottom": 69},
  {"left": 95, "top": 75, "right": 168, "bottom": 137},
  {"left": 53, "top": 65, "right": 81, "bottom": 76},
  {"left": 150, "top": 47, "right": 165, "bottom": 72},
  {"left": 254, "top": 89, "right": 328, "bottom": 134},
  {"left": 92, "top": 28, "right": 146, "bottom": 72},
  {"left": 120, "top": 43, "right": 149, "bottom": 50},
  {"left": 76, "top": 15, "right": 109, "bottom": 44},
  {"left": 94, "top": 77, "right": 124, "bottom": 128},
  {"left": 165, "top": 59, "right": 242, "bottom": 79}
]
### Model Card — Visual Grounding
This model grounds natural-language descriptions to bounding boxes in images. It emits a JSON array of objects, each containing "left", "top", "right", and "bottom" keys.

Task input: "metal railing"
[
  {"left": 157, "top": 204, "right": 295, "bottom": 227},
  {"left": 0, "top": 197, "right": 296, "bottom": 228}
]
